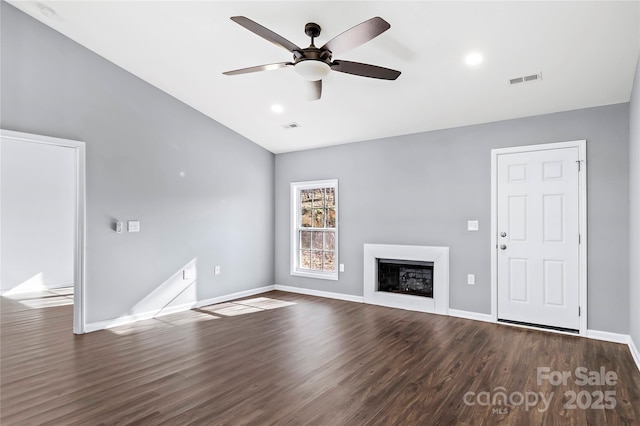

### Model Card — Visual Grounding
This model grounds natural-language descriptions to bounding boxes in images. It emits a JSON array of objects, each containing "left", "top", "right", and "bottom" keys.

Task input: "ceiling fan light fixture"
[{"left": 295, "top": 60, "right": 331, "bottom": 81}]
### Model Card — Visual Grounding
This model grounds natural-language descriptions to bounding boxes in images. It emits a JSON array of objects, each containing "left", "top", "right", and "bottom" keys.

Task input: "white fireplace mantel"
[{"left": 363, "top": 244, "right": 449, "bottom": 315}]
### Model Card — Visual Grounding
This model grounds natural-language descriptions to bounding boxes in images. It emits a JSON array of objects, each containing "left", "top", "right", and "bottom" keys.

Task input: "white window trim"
[{"left": 290, "top": 179, "right": 339, "bottom": 281}]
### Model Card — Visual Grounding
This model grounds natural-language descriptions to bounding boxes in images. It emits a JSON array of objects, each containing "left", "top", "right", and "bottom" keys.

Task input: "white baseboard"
[
  {"left": 1, "top": 283, "right": 74, "bottom": 296},
  {"left": 84, "top": 285, "right": 276, "bottom": 333},
  {"left": 586, "top": 330, "right": 640, "bottom": 373},
  {"left": 193, "top": 285, "right": 275, "bottom": 309},
  {"left": 274, "top": 285, "right": 364, "bottom": 303},
  {"left": 84, "top": 312, "right": 161, "bottom": 333},
  {"left": 586, "top": 329, "right": 630, "bottom": 344},
  {"left": 628, "top": 336, "right": 640, "bottom": 373},
  {"left": 448, "top": 309, "right": 493, "bottom": 323}
]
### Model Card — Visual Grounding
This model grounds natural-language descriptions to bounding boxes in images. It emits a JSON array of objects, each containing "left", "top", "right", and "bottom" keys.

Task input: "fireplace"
[
  {"left": 364, "top": 244, "right": 449, "bottom": 315},
  {"left": 377, "top": 259, "right": 434, "bottom": 298}
]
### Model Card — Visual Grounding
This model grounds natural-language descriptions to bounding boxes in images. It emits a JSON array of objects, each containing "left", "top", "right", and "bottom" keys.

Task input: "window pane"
[
  {"left": 327, "top": 208, "right": 336, "bottom": 228},
  {"left": 311, "top": 251, "right": 323, "bottom": 271},
  {"left": 326, "top": 188, "right": 335, "bottom": 208},
  {"left": 301, "top": 189, "right": 312, "bottom": 227},
  {"left": 301, "top": 189, "right": 313, "bottom": 203},
  {"left": 312, "top": 231, "right": 323, "bottom": 250},
  {"left": 323, "top": 252, "right": 335, "bottom": 272},
  {"left": 301, "top": 207, "right": 312, "bottom": 227},
  {"left": 313, "top": 188, "right": 325, "bottom": 208},
  {"left": 300, "top": 250, "right": 311, "bottom": 269},
  {"left": 313, "top": 208, "right": 325, "bottom": 228},
  {"left": 324, "top": 231, "right": 335, "bottom": 251},
  {"left": 300, "top": 231, "right": 311, "bottom": 249}
]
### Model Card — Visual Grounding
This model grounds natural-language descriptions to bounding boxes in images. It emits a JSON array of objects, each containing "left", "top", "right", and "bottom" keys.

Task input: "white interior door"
[{"left": 497, "top": 146, "right": 580, "bottom": 331}]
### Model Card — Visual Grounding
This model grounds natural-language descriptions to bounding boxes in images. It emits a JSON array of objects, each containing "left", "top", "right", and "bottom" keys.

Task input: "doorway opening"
[{"left": 0, "top": 129, "right": 86, "bottom": 334}]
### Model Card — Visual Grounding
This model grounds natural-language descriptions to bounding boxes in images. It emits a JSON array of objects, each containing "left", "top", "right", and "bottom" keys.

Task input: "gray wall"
[
  {"left": 1, "top": 3, "right": 275, "bottom": 323},
  {"left": 1, "top": 138, "right": 76, "bottom": 291},
  {"left": 630, "top": 55, "right": 640, "bottom": 349},
  {"left": 275, "top": 104, "right": 630, "bottom": 334},
  {"left": 2, "top": 1, "right": 632, "bottom": 336}
]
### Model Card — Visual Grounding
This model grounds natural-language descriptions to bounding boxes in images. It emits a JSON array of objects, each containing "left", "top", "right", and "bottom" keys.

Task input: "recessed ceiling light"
[
  {"left": 271, "top": 104, "right": 284, "bottom": 114},
  {"left": 465, "top": 52, "right": 483, "bottom": 66}
]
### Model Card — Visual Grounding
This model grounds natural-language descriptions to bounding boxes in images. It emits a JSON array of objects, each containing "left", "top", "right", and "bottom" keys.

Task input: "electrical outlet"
[
  {"left": 467, "top": 220, "right": 479, "bottom": 231},
  {"left": 214, "top": 266, "right": 221, "bottom": 275},
  {"left": 467, "top": 274, "right": 475, "bottom": 285}
]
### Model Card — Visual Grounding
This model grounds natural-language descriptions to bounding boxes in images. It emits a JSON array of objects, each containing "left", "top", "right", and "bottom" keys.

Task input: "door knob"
[
  {"left": 500, "top": 244, "right": 507, "bottom": 250},
  {"left": 500, "top": 232, "right": 507, "bottom": 237}
]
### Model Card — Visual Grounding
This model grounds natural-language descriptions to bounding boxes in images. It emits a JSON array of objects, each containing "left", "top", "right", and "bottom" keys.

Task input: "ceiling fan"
[{"left": 223, "top": 16, "right": 401, "bottom": 100}]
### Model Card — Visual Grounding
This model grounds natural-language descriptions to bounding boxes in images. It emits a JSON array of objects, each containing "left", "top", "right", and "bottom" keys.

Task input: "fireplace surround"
[{"left": 363, "top": 244, "right": 449, "bottom": 314}]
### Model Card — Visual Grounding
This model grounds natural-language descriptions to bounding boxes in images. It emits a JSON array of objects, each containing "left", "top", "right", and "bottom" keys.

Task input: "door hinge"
[
  {"left": 579, "top": 306, "right": 581, "bottom": 316},
  {"left": 579, "top": 234, "right": 581, "bottom": 244},
  {"left": 576, "top": 160, "right": 583, "bottom": 171}
]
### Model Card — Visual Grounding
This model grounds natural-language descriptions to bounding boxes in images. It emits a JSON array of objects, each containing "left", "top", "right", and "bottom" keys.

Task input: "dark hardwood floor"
[{"left": 1, "top": 290, "right": 639, "bottom": 425}]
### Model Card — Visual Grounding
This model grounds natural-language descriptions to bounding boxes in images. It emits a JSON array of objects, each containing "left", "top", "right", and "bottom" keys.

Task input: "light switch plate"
[
  {"left": 467, "top": 220, "right": 479, "bottom": 231},
  {"left": 339, "top": 264, "right": 345, "bottom": 272},
  {"left": 127, "top": 220, "right": 140, "bottom": 232},
  {"left": 467, "top": 274, "right": 475, "bottom": 285}
]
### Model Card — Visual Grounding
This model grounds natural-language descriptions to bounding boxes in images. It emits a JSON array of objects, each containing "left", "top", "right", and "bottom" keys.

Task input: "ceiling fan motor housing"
[
  {"left": 293, "top": 22, "right": 333, "bottom": 65},
  {"left": 293, "top": 25, "right": 333, "bottom": 81}
]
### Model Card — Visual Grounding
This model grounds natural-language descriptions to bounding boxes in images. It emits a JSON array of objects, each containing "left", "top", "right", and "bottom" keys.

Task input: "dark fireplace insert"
[{"left": 377, "top": 258, "right": 434, "bottom": 298}]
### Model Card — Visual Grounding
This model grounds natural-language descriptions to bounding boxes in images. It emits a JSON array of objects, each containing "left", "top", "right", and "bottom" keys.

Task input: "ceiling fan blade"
[
  {"left": 331, "top": 60, "right": 401, "bottom": 80},
  {"left": 223, "top": 62, "right": 291, "bottom": 76},
  {"left": 306, "top": 80, "right": 322, "bottom": 101},
  {"left": 230, "top": 16, "right": 301, "bottom": 53},
  {"left": 321, "top": 17, "right": 390, "bottom": 56}
]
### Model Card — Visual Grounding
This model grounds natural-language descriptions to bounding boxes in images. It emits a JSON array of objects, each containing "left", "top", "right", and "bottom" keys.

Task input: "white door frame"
[
  {"left": 490, "top": 140, "right": 587, "bottom": 336},
  {"left": 1, "top": 129, "right": 87, "bottom": 334}
]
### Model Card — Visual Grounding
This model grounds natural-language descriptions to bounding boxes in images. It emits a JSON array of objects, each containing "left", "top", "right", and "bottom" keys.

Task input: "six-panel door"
[{"left": 497, "top": 147, "right": 580, "bottom": 330}]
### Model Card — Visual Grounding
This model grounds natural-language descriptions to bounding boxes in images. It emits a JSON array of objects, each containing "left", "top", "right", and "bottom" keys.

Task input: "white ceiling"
[{"left": 7, "top": 1, "right": 640, "bottom": 154}]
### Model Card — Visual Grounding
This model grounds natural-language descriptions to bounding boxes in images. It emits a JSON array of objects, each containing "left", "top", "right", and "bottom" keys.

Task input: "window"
[{"left": 291, "top": 179, "right": 338, "bottom": 280}]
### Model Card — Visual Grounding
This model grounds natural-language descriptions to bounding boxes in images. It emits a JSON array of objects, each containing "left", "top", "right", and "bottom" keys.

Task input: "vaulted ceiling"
[{"left": 7, "top": 1, "right": 640, "bottom": 153}]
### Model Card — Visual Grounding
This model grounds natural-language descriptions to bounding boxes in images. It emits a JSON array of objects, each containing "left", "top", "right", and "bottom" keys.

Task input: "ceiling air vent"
[
  {"left": 283, "top": 122, "right": 301, "bottom": 129},
  {"left": 509, "top": 72, "right": 542, "bottom": 85}
]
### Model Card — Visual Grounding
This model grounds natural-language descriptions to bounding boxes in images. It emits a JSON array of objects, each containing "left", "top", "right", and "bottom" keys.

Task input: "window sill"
[{"left": 291, "top": 270, "right": 338, "bottom": 281}]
